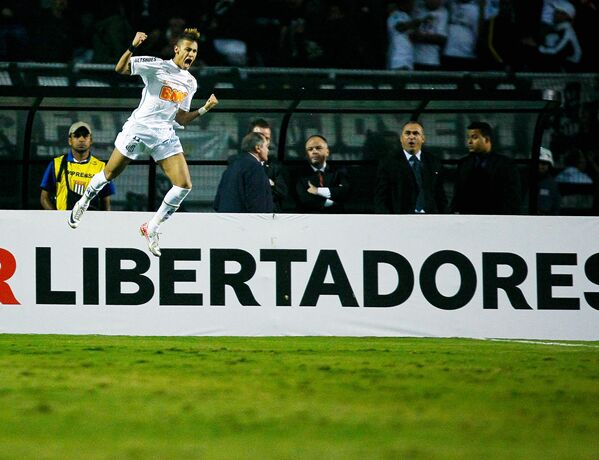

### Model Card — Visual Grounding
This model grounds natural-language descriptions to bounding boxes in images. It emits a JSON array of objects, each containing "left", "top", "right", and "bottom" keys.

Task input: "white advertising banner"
[{"left": 0, "top": 211, "right": 598, "bottom": 339}]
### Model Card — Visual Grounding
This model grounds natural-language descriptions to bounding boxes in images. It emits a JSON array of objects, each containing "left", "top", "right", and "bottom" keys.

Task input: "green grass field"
[{"left": 0, "top": 335, "right": 597, "bottom": 459}]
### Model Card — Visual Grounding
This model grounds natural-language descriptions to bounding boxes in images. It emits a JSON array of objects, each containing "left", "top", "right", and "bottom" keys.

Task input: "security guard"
[{"left": 40, "top": 121, "right": 115, "bottom": 210}]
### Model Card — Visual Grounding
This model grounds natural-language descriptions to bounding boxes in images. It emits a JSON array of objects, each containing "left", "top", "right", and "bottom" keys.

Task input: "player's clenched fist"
[
  {"left": 204, "top": 94, "right": 219, "bottom": 111},
  {"left": 132, "top": 32, "right": 147, "bottom": 48}
]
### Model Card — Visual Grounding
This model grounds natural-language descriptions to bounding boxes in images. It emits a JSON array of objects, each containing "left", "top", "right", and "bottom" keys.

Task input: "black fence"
[{"left": 1, "top": 65, "right": 597, "bottom": 215}]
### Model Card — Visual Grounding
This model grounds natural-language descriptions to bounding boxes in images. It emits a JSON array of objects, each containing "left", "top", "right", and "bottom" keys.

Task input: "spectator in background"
[
  {"left": 278, "top": 0, "right": 326, "bottom": 68},
  {"left": 353, "top": 1, "right": 387, "bottom": 69},
  {"left": 227, "top": 118, "right": 288, "bottom": 212},
  {"left": 71, "top": 4, "right": 96, "bottom": 63},
  {"left": 478, "top": 0, "right": 521, "bottom": 71},
  {"left": 314, "top": 2, "right": 355, "bottom": 69},
  {"left": 537, "top": 147, "right": 561, "bottom": 215},
  {"left": 247, "top": 119, "right": 288, "bottom": 213},
  {"left": 555, "top": 148, "right": 595, "bottom": 213},
  {"left": 40, "top": 122, "right": 115, "bottom": 211},
  {"left": 246, "top": 1, "right": 284, "bottom": 67},
  {"left": 575, "top": 0, "right": 599, "bottom": 72},
  {"left": 511, "top": 0, "right": 545, "bottom": 71},
  {"left": 412, "top": 0, "right": 449, "bottom": 71},
  {"left": 374, "top": 121, "right": 447, "bottom": 214},
  {"left": 452, "top": 121, "right": 521, "bottom": 214},
  {"left": 92, "top": 3, "right": 134, "bottom": 63},
  {"left": 442, "top": 0, "right": 482, "bottom": 71},
  {"left": 33, "top": 0, "right": 73, "bottom": 62},
  {"left": 538, "top": 0, "right": 581, "bottom": 71},
  {"left": 156, "top": 17, "right": 187, "bottom": 60},
  {"left": 0, "top": 4, "right": 29, "bottom": 61},
  {"left": 386, "top": 0, "right": 419, "bottom": 70},
  {"left": 206, "top": 0, "right": 251, "bottom": 66},
  {"left": 214, "top": 132, "right": 273, "bottom": 213},
  {"left": 294, "top": 135, "right": 350, "bottom": 213},
  {"left": 556, "top": 148, "right": 593, "bottom": 184}
]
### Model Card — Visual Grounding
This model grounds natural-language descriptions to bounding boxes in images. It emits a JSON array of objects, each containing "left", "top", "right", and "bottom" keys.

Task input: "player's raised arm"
[
  {"left": 175, "top": 93, "right": 219, "bottom": 126},
  {"left": 115, "top": 32, "right": 147, "bottom": 75}
]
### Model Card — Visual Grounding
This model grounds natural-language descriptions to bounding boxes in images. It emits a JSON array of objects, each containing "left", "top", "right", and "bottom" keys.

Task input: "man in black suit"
[
  {"left": 247, "top": 118, "right": 288, "bottom": 212},
  {"left": 213, "top": 132, "right": 273, "bottom": 213},
  {"left": 294, "top": 134, "right": 351, "bottom": 213},
  {"left": 374, "top": 121, "right": 447, "bottom": 214},
  {"left": 452, "top": 121, "right": 521, "bottom": 214}
]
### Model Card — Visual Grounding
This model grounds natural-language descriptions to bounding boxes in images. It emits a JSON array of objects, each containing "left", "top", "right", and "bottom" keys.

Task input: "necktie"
[
  {"left": 318, "top": 170, "right": 324, "bottom": 187},
  {"left": 409, "top": 155, "right": 425, "bottom": 212}
]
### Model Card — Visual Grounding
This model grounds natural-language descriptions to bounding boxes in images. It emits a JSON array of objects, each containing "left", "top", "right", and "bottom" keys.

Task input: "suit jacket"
[
  {"left": 214, "top": 152, "right": 273, "bottom": 213},
  {"left": 226, "top": 153, "right": 288, "bottom": 212},
  {"left": 452, "top": 152, "right": 521, "bottom": 215},
  {"left": 374, "top": 150, "right": 448, "bottom": 214},
  {"left": 264, "top": 158, "right": 288, "bottom": 212},
  {"left": 294, "top": 162, "right": 351, "bottom": 213}
]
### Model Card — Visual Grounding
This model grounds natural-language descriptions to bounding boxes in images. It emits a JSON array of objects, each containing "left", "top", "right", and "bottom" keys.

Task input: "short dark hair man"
[
  {"left": 451, "top": 121, "right": 521, "bottom": 214},
  {"left": 40, "top": 121, "right": 116, "bottom": 210},
  {"left": 374, "top": 120, "right": 447, "bottom": 214}
]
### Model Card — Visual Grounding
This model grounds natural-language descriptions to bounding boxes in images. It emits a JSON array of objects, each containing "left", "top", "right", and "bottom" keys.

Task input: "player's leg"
[
  {"left": 148, "top": 152, "right": 192, "bottom": 233},
  {"left": 68, "top": 148, "right": 131, "bottom": 229},
  {"left": 139, "top": 152, "right": 191, "bottom": 257},
  {"left": 84, "top": 148, "right": 131, "bottom": 204}
]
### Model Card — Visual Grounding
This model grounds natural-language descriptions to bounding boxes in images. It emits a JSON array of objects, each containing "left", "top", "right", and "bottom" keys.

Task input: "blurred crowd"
[{"left": 0, "top": 0, "right": 597, "bottom": 72}]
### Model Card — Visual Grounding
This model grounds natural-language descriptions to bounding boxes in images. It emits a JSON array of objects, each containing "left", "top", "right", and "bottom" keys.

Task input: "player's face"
[
  {"left": 252, "top": 127, "right": 272, "bottom": 147},
  {"left": 400, "top": 123, "right": 425, "bottom": 154},
  {"left": 173, "top": 39, "right": 198, "bottom": 70},
  {"left": 68, "top": 130, "right": 92, "bottom": 154},
  {"left": 467, "top": 129, "right": 491, "bottom": 154},
  {"left": 305, "top": 137, "right": 329, "bottom": 167}
]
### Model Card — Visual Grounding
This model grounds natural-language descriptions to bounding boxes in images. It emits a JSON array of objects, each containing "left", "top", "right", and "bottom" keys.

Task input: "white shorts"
[{"left": 115, "top": 122, "right": 183, "bottom": 162}]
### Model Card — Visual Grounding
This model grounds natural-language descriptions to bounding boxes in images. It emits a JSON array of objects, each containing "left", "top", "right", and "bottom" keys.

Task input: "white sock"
[
  {"left": 81, "top": 171, "right": 109, "bottom": 207},
  {"left": 147, "top": 185, "right": 191, "bottom": 233}
]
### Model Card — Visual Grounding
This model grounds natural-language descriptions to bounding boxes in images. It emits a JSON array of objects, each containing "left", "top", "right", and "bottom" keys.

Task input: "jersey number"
[{"left": 160, "top": 85, "right": 187, "bottom": 103}]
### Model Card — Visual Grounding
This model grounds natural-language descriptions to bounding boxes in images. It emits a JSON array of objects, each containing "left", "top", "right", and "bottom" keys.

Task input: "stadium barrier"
[
  {"left": 9, "top": 66, "right": 599, "bottom": 214},
  {"left": 1, "top": 210, "right": 597, "bottom": 340}
]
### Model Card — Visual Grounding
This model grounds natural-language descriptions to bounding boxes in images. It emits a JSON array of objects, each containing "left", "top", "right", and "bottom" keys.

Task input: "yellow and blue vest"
[{"left": 40, "top": 152, "right": 112, "bottom": 210}]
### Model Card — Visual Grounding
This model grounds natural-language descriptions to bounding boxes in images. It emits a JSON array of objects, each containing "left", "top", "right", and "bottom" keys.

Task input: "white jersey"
[
  {"left": 414, "top": 6, "right": 449, "bottom": 66},
  {"left": 444, "top": 1, "right": 480, "bottom": 59},
  {"left": 128, "top": 56, "right": 198, "bottom": 129},
  {"left": 539, "top": 21, "right": 581, "bottom": 64},
  {"left": 387, "top": 10, "right": 414, "bottom": 70}
]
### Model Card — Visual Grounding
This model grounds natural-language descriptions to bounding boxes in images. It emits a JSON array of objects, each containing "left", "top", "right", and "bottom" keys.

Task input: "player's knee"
[{"left": 179, "top": 180, "right": 192, "bottom": 190}]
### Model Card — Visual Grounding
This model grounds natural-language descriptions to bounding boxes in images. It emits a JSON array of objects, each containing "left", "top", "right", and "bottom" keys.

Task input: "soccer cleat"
[
  {"left": 68, "top": 200, "right": 87, "bottom": 229},
  {"left": 140, "top": 222, "right": 161, "bottom": 257}
]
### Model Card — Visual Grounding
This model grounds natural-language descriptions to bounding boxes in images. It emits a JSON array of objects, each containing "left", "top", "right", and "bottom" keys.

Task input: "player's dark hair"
[
  {"left": 242, "top": 132, "right": 266, "bottom": 153},
  {"left": 467, "top": 121, "right": 493, "bottom": 140},
  {"left": 177, "top": 28, "right": 201, "bottom": 44},
  {"left": 248, "top": 118, "right": 270, "bottom": 133}
]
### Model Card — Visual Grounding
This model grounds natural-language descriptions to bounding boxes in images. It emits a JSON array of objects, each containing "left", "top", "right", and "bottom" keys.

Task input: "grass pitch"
[{"left": 0, "top": 335, "right": 597, "bottom": 459}]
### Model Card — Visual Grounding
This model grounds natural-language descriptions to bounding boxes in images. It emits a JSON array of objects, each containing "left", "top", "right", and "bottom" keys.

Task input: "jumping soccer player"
[{"left": 68, "top": 29, "right": 218, "bottom": 257}]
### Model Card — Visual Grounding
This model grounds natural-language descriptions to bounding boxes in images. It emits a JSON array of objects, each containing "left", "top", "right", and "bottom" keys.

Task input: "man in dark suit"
[
  {"left": 247, "top": 118, "right": 288, "bottom": 212},
  {"left": 452, "top": 121, "right": 521, "bottom": 214},
  {"left": 294, "top": 134, "right": 351, "bottom": 213},
  {"left": 374, "top": 121, "right": 447, "bottom": 214},
  {"left": 214, "top": 132, "right": 273, "bottom": 213}
]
